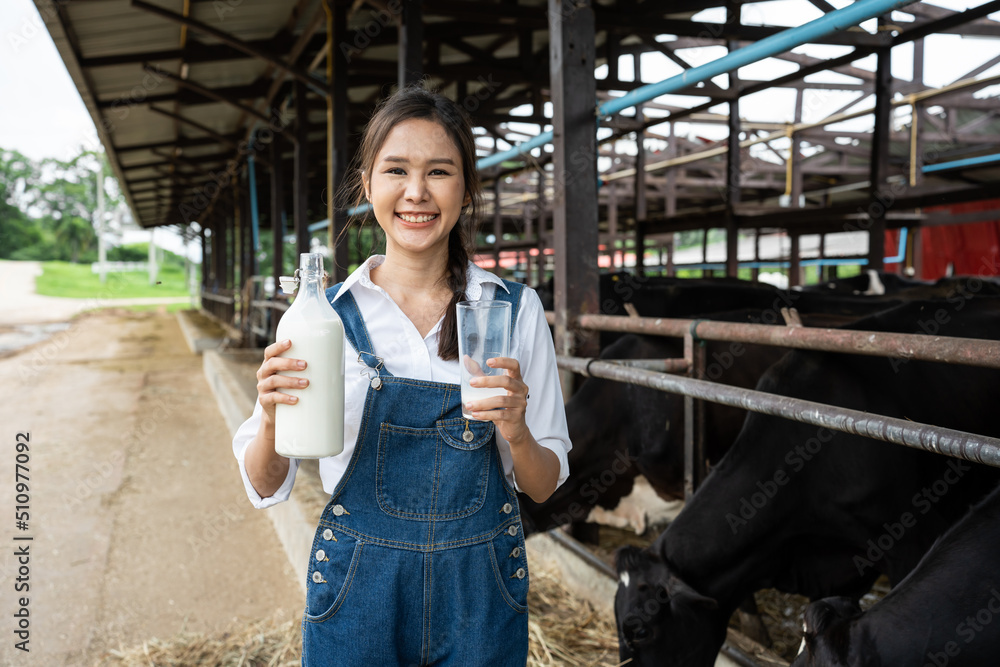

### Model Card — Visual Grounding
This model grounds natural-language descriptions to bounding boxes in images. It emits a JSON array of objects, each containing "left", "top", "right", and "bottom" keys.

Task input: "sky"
[
  {"left": 1, "top": 0, "right": 98, "bottom": 162},
  {"left": 1, "top": 0, "right": 998, "bottom": 258}
]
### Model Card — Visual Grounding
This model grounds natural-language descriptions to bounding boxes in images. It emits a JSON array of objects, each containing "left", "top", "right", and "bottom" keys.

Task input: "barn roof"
[{"left": 36, "top": 0, "right": 1000, "bottom": 236}]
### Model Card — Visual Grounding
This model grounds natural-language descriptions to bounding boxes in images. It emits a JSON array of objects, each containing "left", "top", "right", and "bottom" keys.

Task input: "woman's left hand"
[{"left": 465, "top": 356, "right": 530, "bottom": 445}]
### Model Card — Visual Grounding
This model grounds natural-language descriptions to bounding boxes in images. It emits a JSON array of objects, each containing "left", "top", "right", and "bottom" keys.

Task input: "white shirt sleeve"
[
  {"left": 510, "top": 286, "right": 572, "bottom": 491},
  {"left": 232, "top": 398, "right": 300, "bottom": 509}
]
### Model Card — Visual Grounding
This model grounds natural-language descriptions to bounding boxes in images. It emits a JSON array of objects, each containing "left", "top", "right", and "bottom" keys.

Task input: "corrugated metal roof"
[{"left": 36, "top": 0, "right": 317, "bottom": 229}]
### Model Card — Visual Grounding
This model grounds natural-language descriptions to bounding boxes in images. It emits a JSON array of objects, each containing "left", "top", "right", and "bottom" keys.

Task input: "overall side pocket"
[
  {"left": 304, "top": 530, "right": 364, "bottom": 623},
  {"left": 487, "top": 527, "right": 529, "bottom": 613}
]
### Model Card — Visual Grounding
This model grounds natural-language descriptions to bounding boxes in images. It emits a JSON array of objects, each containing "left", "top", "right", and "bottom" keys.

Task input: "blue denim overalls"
[{"left": 301, "top": 279, "right": 529, "bottom": 666}]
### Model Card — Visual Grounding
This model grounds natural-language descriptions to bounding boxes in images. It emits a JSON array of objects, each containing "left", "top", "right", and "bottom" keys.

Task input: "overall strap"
[
  {"left": 494, "top": 279, "right": 525, "bottom": 346},
  {"left": 325, "top": 283, "right": 389, "bottom": 374}
]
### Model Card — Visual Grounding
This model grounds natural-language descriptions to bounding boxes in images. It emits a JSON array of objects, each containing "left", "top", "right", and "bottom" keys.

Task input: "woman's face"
[{"left": 364, "top": 118, "right": 470, "bottom": 259}]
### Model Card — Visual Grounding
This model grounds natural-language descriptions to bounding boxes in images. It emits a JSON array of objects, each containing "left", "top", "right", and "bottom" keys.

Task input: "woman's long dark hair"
[{"left": 340, "top": 85, "right": 483, "bottom": 361}]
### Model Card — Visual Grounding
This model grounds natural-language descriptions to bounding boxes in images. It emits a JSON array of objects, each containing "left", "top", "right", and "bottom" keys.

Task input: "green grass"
[
  {"left": 836, "top": 264, "right": 864, "bottom": 279},
  {"left": 35, "top": 261, "right": 194, "bottom": 299}
]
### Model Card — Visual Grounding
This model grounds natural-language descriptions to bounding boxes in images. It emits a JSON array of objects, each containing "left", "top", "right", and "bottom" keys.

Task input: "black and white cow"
[
  {"left": 517, "top": 329, "right": 788, "bottom": 535},
  {"left": 792, "top": 481, "right": 1000, "bottom": 667},
  {"left": 614, "top": 298, "right": 1000, "bottom": 667},
  {"left": 519, "top": 290, "right": 904, "bottom": 537}
]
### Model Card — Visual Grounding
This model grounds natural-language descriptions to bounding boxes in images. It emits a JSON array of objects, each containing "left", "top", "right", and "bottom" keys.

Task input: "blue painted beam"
[
  {"left": 478, "top": 0, "right": 919, "bottom": 169},
  {"left": 923, "top": 153, "right": 1000, "bottom": 173},
  {"left": 247, "top": 150, "right": 261, "bottom": 251},
  {"left": 319, "top": 0, "right": 922, "bottom": 228}
]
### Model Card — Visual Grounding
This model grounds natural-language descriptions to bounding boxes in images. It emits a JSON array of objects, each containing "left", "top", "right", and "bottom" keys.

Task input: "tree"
[
  {"left": 34, "top": 151, "right": 101, "bottom": 262},
  {"left": 0, "top": 149, "right": 42, "bottom": 259}
]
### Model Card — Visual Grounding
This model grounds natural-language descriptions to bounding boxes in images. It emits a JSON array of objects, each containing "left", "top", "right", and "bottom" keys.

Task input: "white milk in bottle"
[{"left": 274, "top": 253, "right": 345, "bottom": 458}]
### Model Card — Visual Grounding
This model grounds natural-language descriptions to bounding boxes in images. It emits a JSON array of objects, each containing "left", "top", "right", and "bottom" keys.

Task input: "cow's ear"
[
  {"left": 665, "top": 574, "right": 718, "bottom": 610},
  {"left": 803, "top": 597, "right": 859, "bottom": 639},
  {"left": 614, "top": 545, "right": 646, "bottom": 574}
]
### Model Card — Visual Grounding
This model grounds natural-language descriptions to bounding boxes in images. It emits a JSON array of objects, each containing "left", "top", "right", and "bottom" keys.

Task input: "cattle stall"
[
  {"left": 36, "top": 0, "right": 1000, "bottom": 353},
  {"left": 36, "top": 0, "right": 1000, "bottom": 664},
  {"left": 552, "top": 295, "right": 1000, "bottom": 665}
]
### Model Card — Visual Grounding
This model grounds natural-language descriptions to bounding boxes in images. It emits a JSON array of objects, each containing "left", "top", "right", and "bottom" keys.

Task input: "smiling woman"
[
  {"left": 232, "top": 85, "right": 573, "bottom": 667},
  {"left": 362, "top": 117, "right": 472, "bottom": 297},
  {"left": 342, "top": 89, "right": 484, "bottom": 360}
]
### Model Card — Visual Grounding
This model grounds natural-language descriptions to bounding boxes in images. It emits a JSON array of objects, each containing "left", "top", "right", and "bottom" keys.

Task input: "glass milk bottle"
[{"left": 274, "top": 252, "right": 345, "bottom": 458}]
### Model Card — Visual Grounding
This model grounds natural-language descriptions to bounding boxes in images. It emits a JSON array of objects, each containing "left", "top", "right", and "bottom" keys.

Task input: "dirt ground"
[{"left": 0, "top": 308, "right": 301, "bottom": 666}]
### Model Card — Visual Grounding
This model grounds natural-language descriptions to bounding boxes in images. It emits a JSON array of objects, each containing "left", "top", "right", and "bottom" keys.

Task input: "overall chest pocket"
[{"left": 376, "top": 418, "right": 494, "bottom": 520}]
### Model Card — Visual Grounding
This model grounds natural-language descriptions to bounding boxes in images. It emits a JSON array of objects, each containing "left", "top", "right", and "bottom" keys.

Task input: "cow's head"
[
  {"left": 614, "top": 545, "right": 722, "bottom": 667},
  {"left": 790, "top": 596, "right": 863, "bottom": 667}
]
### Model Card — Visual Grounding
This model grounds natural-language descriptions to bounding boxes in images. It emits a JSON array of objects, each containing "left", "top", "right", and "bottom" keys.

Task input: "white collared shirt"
[{"left": 232, "top": 255, "right": 572, "bottom": 509}]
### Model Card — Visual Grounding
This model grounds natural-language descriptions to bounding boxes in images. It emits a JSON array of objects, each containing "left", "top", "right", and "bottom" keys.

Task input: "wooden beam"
[
  {"left": 148, "top": 106, "right": 238, "bottom": 149},
  {"left": 142, "top": 65, "right": 274, "bottom": 124},
  {"left": 116, "top": 134, "right": 240, "bottom": 153},
  {"left": 78, "top": 37, "right": 295, "bottom": 68},
  {"left": 131, "top": 0, "right": 330, "bottom": 97},
  {"left": 95, "top": 80, "right": 270, "bottom": 109},
  {"left": 901, "top": 1, "right": 1000, "bottom": 39}
]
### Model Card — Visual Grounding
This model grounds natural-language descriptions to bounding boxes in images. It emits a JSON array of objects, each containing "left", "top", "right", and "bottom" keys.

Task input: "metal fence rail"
[
  {"left": 560, "top": 356, "right": 1000, "bottom": 468},
  {"left": 544, "top": 312, "right": 1000, "bottom": 370}
]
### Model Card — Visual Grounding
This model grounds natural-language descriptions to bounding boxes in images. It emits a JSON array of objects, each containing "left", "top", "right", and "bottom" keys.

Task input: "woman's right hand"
[{"left": 256, "top": 339, "right": 308, "bottom": 426}]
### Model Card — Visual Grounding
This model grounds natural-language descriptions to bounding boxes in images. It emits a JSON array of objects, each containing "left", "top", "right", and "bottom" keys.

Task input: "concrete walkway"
[{"left": 0, "top": 308, "right": 300, "bottom": 666}]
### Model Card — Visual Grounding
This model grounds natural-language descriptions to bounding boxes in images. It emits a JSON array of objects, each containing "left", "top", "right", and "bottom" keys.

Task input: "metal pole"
[
  {"left": 326, "top": 0, "right": 349, "bottom": 282},
  {"left": 96, "top": 166, "right": 106, "bottom": 284},
  {"left": 247, "top": 148, "right": 260, "bottom": 275},
  {"left": 752, "top": 229, "right": 760, "bottom": 282},
  {"left": 665, "top": 121, "right": 677, "bottom": 218},
  {"left": 240, "top": 172, "right": 252, "bottom": 343},
  {"left": 868, "top": 15, "right": 892, "bottom": 272},
  {"left": 789, "top": 233, "right": 801, "bottom": 288},
  {"left": 683, "top": 336, "right": 707, "bottom": 498},
  {"left": 270, "top": 135, "right": 285, "bottom": 303},
  {"left": 399, "top": 0, "right": 424, "bottom": 86},
  {"left": 791, "top": 89, "right": 804, "bottom": 205},
  {"left": 560, "top": 356, "right": 1000, "bottom": 468},
  {"left": 607, "top": 182, "right": 618, "bottom": 268},
  {"left": 294, "top": 80, "right": 310, "bottom": 259},
  {"left": 575, "top": 313, "right": 1000, "bottom": 370},
  {"left": 550, "top": 0, "right": 600, "bottom": 398},
  {"left": 701, "top": 228, "right": 709, "bottom": 278},
  {"left": 535, "top": 171, "right": 547, "bottom": 284},
  {"left": 634, "top": 52, "right": 647, "bottom": 276},
  {"left": 724, "top": 2, "right": 740, "bottom": 279},
  {"left": 493, "top": 179, "right": 502, "bottom": 271},
  {"left": 227, "top": 205, "right": 236, "bottom": 322},
  {"left": 199, "top": 224, "right": 207, "bottom": 307}
]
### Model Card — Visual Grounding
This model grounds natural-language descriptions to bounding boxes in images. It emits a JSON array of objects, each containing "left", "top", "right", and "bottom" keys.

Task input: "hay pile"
[
  {"left": 99, "top": 615, "right": 301, "bottom": 667},
  {"left": 100, "top": 567, "right": 622, "bottom": 667},
  {"left": 526, "top": 568, "right": 622, "bottom": 667}
]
